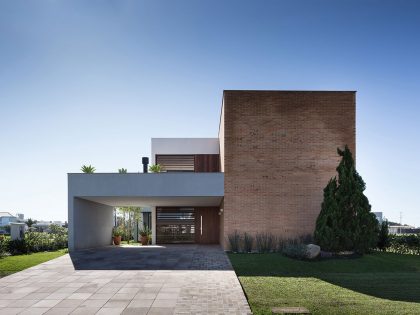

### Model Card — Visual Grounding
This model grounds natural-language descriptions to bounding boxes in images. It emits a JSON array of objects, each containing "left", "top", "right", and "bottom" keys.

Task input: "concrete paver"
[{"left": 0, "top": 245, "right": 251, "bottom": 314}]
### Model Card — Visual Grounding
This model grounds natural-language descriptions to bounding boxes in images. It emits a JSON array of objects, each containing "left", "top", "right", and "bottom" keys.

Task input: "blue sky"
[{"left": 0, "top": 0, "right": 419, "bottom": 226}]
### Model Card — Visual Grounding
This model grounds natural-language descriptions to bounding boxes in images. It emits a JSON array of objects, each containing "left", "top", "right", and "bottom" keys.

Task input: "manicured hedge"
[{"left": 0, "top": 226, "right": 68, "bottom": 256}]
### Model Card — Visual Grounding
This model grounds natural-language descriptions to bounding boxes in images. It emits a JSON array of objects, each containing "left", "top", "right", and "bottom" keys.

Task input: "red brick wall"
[{"left": 220, "top": 90, "right": 356, "bottom": 248}]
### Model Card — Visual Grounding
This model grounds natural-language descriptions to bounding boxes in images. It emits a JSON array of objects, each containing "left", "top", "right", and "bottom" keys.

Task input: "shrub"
[
  {"left": 386, "top": 234, "right": 420, "bottom": 255},
  {"left": 8, "top": 239, "right": 28, "bottom": 255},
  {"left": 314, "top": 146, "right": 379, "bottom": 254},
  {"left": 112, "top": 225, "right": 124, "bottom": 237},
  {"left": 282, "top": 242, "right": 308, "bottom": 260},
  {"left": 0, "top": 237, "right": 8, "bottom": 258},
  {"left": 377, "top": 220, "right": 390, "bottom": 251},
  {"left": 256, "top": 232, "right": 276, "bottom": 253},
  {"left": 243, "top": 233, "right": 254, "bottom": 253},
  {"left": 5, "top": 229, "right": 68, "bottom": 255},
  {"left": 149, "top": 164, "right": 162, "bottom": 173},
  {"left": 228, "top": 230, "right": 241, "bottom": 252}
]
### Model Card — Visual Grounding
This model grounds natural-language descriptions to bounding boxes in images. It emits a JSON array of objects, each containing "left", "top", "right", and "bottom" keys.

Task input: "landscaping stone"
[{"left": 306, "top": 244, "right": 320, "bottom": 259}]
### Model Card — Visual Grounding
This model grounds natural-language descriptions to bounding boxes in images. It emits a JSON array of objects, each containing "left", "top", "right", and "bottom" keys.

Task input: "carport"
[{"left": 68, "top": 172, "right": 224, "bottom": 251}]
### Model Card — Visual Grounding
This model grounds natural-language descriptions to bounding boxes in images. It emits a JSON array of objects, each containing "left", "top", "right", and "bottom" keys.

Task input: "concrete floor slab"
[{"left": 0, "top": 245, "right": 251, "bottom": 314}]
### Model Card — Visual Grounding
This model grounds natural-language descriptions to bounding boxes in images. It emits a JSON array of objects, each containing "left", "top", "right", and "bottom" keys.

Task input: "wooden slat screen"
[
  {"left": 194, "top": 154, "right": 220, "bottom": 172},
  {"left": 156, "top": 155, "right": 194, "bottom": 172}
]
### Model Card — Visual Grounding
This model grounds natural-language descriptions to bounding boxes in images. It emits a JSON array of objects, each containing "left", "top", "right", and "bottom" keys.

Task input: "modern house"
[{"left": 68, "top": 90, "right": 355, "bottom": 251}]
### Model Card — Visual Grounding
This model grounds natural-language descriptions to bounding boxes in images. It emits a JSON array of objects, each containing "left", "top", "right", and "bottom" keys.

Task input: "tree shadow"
[{"left": 229, "top": 252, "right": 420, "bottom": 303}]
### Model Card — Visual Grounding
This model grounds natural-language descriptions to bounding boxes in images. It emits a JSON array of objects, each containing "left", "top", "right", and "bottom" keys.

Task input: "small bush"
[
  {"left": 228, "top": 230, "right": 241, "bottom": 252},
  {"left": 8, "top": 239, "right": 29, "bottom": 255},
  {"left": 243, "top": 233, "right": 254, "bottom": 253},
  {"left": 0, "top": 237, "right": 8, "bottom": 258},
  {"left": 282, "top": 239, "right": 308, "bottom": 260},
  {"left": 256, "top": 232, "right": 276, "bottom": 253}
]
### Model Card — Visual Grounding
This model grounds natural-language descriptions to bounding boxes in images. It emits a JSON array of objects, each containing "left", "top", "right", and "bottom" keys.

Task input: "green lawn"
[
  {"left": 229, "top": 252, "right": 420, "bottom": 315},
  {"left": 0, "top": 250, "right": 67, "bottom": 278}
]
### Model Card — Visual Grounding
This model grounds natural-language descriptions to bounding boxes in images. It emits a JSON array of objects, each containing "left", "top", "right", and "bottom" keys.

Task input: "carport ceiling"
[{"left": 79, "top": 196, "right": 223, "bottom": 207}]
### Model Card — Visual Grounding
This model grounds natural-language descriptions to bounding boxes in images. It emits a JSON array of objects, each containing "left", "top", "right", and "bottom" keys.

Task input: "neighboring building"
[
  {"left": 68, "top": 90, "right": 355, "bottom": 251},
  {"left": 0, "top": 212, "right": 19, "bottom": 226},
  {"left": 373, "top": 212, "right": 383, "bottom": 224},
  {"left": 389, "top": 225, "right": 420, "bottom": 235}
]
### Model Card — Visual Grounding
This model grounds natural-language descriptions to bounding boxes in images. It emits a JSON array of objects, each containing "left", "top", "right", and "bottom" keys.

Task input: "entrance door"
[{"left": 195, "top": 207, "right": 220, "bottom": 244}]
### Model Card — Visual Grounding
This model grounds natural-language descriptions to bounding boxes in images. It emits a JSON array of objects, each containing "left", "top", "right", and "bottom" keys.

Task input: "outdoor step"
[{"left": 272, "top": 307, "right": 310, "bottom": 314}]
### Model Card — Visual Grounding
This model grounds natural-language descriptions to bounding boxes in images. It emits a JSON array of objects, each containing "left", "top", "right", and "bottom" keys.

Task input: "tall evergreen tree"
[{"left": 314, "top": 146, "right": 379, "bottom": 254}]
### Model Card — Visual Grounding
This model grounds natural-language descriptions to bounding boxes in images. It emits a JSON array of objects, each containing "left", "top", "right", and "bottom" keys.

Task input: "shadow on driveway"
[{"left": 69, "top": 244, "right": 233, "bottom": 271}]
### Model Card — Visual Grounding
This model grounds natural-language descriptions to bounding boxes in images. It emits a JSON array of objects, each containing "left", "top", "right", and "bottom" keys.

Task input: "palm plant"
[
  {"left": 118, "top": 168, "right": 127, "bottom": 173},
  {"left": 81, "top": 165, "right": 95, "bottom": 173},
  {"left": 148, "top": 164, "right": 162, "bottom": 173}
]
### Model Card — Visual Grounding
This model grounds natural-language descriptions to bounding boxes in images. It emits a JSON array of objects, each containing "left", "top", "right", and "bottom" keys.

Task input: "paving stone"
[
  {"left": 19, "top": 307, "right": 51, "bottom": 315},
  {"left": 103, "top": 299, "right": 130, "bottom": 308},
  {"left": 127, "top": 299, "right": 154, "bottom": 308},
  {"left": 89, "top": 293, "right": 115, "bottom": 300},
  {"left": 0, "top": 308, "right": 26, "bottom": 315},
  {"left": 80, "top": 299, "right": 108, "bottom": 308},
  {"left": 0, "top": 245, "right": 251, "bottom": 315},
  {"left": 152, "top": 299, "right": 178, "bottom": 307},
  {"left": 32, "top": 299, "right": 61, "bottom": 308},
  {"left": 121, "top": 307, "right": 149, "bottom": 315},
  {"left": 70, "top": 306, "right": 101, "bottom": 314},
  {"left": 148, "top": 307, "right": 175, "bottom": 315},
  {"left": 67, "top": 292, "right": 93, "bottom": 300},
  {"left": 96, "top": 307, "right": 126, "bottom": 314},
  {"left": 54, "top": 299, "right": 84, "bottom": 308},
  {"left": 44, "top": 307, "right": 76, "bottom": 315}
]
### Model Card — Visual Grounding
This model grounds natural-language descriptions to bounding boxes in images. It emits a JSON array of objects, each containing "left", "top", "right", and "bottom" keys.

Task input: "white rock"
[{"left": 306, "top": 244, "right": 321, "bottom": 259}]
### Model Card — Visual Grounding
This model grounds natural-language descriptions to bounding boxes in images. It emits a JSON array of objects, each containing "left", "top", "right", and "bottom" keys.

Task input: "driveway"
[{"left": 0, "top": 245, "right": 251, "bottom": 315}]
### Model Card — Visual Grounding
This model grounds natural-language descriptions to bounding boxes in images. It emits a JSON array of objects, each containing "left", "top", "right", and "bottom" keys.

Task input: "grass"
[
  {"left": 0, "top": 249, "right": 67, "bottom": 278},
  {"left": 229, "top": 252, "right": 420, "bottom": 315}
]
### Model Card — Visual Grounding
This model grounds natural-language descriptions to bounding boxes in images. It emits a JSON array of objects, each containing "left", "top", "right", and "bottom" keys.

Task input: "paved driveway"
[{"left": 0, "top": 245, "right": 251, "bottom": 315}]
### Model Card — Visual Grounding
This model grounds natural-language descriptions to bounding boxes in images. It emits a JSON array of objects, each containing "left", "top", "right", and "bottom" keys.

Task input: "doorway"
[
  {"left": 156, "top": 207, "right": 219, "bottom": 244},
  {"left": 195, "top": 207, "right": 220, "bottom": 244}
]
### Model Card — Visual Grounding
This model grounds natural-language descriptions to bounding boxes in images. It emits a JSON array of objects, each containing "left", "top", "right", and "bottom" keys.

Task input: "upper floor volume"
[{"left": 151, "top": 138, "right": 220, "bottom": 173}]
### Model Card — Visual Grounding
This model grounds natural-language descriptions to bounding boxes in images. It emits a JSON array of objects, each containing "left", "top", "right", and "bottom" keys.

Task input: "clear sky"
[{"left": 0, "top": 0, "right": 419, "bottom": 226}]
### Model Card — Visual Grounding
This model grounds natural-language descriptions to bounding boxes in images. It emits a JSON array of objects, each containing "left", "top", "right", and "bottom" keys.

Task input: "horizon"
[{"left": 1, "top": 0, "right": 419, "bottom": 226}]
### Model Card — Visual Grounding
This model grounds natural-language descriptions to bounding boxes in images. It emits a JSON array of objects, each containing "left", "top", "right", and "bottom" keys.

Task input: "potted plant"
[
  {"left": 139, "top": 226, "right": 152, "bottom": 245},
  {"left": 112, "top": 226, "right": 123, "bottom": 245}
]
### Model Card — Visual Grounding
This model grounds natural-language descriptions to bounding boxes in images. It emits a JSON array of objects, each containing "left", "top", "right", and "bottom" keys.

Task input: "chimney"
[{"left": 142, "top": 157, "right": 149, "bottom": 173}]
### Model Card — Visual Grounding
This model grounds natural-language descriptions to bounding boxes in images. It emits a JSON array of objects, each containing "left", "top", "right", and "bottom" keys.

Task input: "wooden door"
[{"left": 195, "top": 207, "right": 220, "bottom": 244}]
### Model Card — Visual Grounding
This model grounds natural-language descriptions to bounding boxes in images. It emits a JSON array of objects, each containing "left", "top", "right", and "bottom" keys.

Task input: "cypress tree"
[
  {"left": 377, "top": 220, "right": 390, "bottom": 251},
  {"left": 314, "top": 146, "right": 379, "bottom": 254}
]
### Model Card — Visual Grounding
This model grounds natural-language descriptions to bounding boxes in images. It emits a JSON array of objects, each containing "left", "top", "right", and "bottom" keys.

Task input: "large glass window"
[{"left": 156, "top": 207, "right": 195, "bottom": 243}]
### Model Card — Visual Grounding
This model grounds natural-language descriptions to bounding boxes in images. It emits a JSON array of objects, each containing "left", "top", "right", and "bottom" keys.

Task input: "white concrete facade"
[
  {"left": 151, "top": 138, "right": 219, "bottom": 164},
  {"left": 68, "top": 172, "right": 224, "bottom": 251}
]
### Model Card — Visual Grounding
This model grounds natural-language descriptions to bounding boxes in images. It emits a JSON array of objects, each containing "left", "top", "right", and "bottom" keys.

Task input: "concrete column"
[
  {"left": 69, "top": 197, "right": 114, "bottom": 251},
  {"left": 151, "top": 206, "right": 156, "bottom": 245}
]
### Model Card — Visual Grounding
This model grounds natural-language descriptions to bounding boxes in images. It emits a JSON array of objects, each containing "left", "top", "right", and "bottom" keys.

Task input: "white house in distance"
[{"left": 0, "top": 212, "right": 20, "bottom": 227}]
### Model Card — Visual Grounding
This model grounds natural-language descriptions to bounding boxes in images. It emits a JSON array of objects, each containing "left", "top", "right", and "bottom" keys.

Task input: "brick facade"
[{"left": 219, "top": 90, "right": 356, "bottom": 248}]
